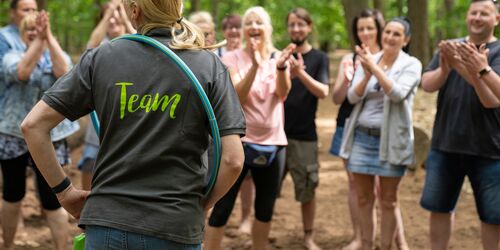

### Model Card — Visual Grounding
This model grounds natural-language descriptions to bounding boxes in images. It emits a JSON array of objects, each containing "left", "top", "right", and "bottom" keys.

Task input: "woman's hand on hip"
[{"left": 56, "top": 185, "right": 90, "bottom": 219}]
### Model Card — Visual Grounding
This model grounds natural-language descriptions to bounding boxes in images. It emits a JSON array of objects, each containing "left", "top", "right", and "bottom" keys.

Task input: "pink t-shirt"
[{"left": 222, "top": 49, "right": 287, "bottom": 146}]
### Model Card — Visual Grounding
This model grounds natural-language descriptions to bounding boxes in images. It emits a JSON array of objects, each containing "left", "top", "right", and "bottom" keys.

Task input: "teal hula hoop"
[{"left": 90, "top": 34, "right": 221, "bottom": 195}]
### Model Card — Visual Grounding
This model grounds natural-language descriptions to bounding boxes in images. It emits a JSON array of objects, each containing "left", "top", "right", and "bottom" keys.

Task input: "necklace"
[{"left": 379, "top": 53, "right": 395, "bottom": 71}]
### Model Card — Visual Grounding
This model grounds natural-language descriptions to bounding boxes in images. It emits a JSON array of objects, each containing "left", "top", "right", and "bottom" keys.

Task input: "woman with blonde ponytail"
[{"left": 20, "top": 0, "right": 246, "bottom": 249}]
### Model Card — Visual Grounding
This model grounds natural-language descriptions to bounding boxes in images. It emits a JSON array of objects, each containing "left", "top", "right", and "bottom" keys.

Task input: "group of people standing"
[
  {"left": 328, "top": 1, "right": 500, "bottom": 250},
  {"left": 0, "top": 0, "right": 498, "bottom": 250},
  {"left": 0, "top": 0, "right": 78, "bottom": 249}
]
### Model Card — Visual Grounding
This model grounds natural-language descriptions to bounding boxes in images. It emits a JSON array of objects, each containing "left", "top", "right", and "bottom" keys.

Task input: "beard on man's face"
[{"left": 291, "top": 37, "right": 307, "bottom": 46}]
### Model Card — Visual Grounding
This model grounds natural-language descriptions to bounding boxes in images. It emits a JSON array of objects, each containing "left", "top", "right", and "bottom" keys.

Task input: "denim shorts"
[
  {"left": 420, "top": 149, "right": 500, "bottom": 224},
  {"left": 329, "top": 126, "right": 344, "bottom": 156},
  {"left": 85, "top": 225, "right": 202, "bottom": 250},
  {"left": 347, "top": 129, "right": 406, "bottom": 177}
]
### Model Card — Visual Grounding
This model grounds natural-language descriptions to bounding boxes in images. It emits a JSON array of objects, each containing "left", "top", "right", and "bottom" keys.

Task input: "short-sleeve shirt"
[
  {"left": 0, "top": 25, "right": 25, "bottom": 104},
  {"left": 42, "top": 29, "right": 246, "bottom": 244},
  {"left": 284, "top": 49, "right": 329, "bottom": 141},
  {"left": 0, "top": 49, "right": 78, "bottom": 141},
  {"left": 426, "top": 38, "right": 500, "bottom": 159},
  {"left": 222, "top": 48, "right": 287, "bottom": 145}
]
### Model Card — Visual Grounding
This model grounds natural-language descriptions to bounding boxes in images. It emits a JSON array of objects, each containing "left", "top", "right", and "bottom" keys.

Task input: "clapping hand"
[
  {"left": 249, "top": 37, "right": 263, "bottom": 66},
  {"left": 438, "top": 40, "right": 464, "bottom": 71},
  {"left": 35, "top": 11, "right": 50, "bottom": 40},
  {"left": 342, "top": 59, "right": 355, "bottom": 84},
  {"left": 456, "top": 42, "right": 489, "bottom": 76},
  {"left": 276, "top": 43, "right": 296, "bottom": 70},
  {"left": 103, "top": 0, "right": 120, "bottom": 22},
  {"left": 289, "top": 52, "right": 306, "bottom": 79},
  {"left": 355, "top": 44, "right": 375, "bottom": 77}
]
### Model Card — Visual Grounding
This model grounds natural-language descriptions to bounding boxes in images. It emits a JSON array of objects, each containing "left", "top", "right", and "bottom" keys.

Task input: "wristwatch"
[{"left": 478, "top": 66, "right": 492, "bottom": 78}]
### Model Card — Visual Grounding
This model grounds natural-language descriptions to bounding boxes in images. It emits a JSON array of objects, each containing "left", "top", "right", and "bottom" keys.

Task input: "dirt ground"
[{"left": 2, "top": 50, "right": 483, "bottom": 249}]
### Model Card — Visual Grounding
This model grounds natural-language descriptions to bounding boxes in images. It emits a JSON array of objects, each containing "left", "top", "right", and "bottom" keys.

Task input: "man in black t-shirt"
[
  {"left": 420, "top": 1, "right": 500, "bottom": 249},
  {"left": 283, "top": 8, "right": 329, "bottom": 250}
]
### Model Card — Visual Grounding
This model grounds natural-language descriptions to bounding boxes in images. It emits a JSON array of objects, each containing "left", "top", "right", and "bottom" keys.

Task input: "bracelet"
[
  {"left": 51, "top": 177, "right": 71, "bottom": 194},
  {"left": 276, "top": 64, "right": 287, "bottom": 71}
]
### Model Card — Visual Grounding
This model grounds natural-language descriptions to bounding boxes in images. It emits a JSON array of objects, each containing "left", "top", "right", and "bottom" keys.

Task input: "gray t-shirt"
[
  {"left": 42, "top": 29, "right": 246, "bottom": 244},
  {"left": 357, "top": 82, "right": 384, "bottom": 129}
]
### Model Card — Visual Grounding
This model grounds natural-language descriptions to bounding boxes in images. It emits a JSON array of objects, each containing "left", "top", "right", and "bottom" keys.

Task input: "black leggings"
[
  {"left": 208, "top": 147, "right": 285, "bottom": 227},
  {"left": 1, "top": 153, "right": 61, "bottom": 210}
]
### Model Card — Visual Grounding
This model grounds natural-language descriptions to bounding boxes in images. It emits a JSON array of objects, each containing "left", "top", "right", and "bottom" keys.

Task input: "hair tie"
[{"left": 177, "top": 17, "right": 183, "bottom": 24}]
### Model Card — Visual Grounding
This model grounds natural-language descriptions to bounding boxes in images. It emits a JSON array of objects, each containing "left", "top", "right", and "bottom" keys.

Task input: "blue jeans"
[
  {"left": 420, "top": 149, "right": 500, "bottom": 224},
  {"left": 329, "top": 126, "right": 344, "bottom": 156},
  {"left": 85, "top": 225, "right": 202, "bottom": 250}
]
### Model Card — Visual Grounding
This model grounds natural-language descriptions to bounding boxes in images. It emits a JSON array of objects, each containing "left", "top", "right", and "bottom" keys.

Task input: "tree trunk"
[
  {"left": 341, "top": 0, "right": 369, "bottom": 49},
  {"left": 445, "top": 0, "right": 456, "bottom": 38},
  {"left": 373, "top": 0, "right": 384, "bottom": 14},
  {"left": 434, "top": 0, "right": 454, "bottom": 44},
  {"left": 211, "top": 0, "right": 219, "bottom": 24},
  {"left": 190, "top": 0, "right": 201, "bottom": 13},
  {"left": 36, "top": 0, "right": 46, "bottom": 10},
  {"left": 408, "top": 0, "right": 430, "bottom": 65},
  {"left": 444, "top": 0, "right": 454, "bottom": 11},
  {"left": 396, "top": 0, "right": 404, "bottom": 15}
]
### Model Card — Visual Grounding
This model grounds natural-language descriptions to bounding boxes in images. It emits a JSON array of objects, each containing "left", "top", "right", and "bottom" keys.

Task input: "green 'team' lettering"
[
  {"left": 151, "top": 93, "right": 181, "bottom": 118},
  {"left": 128, "top": 94, "right": 140, "bottom": 113},
  {"left": 115, "top": 82, "right": 181, "bottom": 119}
]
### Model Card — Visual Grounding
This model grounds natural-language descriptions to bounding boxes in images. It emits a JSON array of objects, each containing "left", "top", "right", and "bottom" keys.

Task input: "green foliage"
[
  {"left": 0, "top": 0, "right": 497, "bottom": 54},
  {"left": 190, "top": 0, "right": 347, "bottom": 50},
  {"left": 427, "top": 0, "right": 469, "bottom": 48},
  {"left": 0, "top": 2, "right": 10, "bottom": 25},
  {"left": 48, "top": 0, "right": 98, "bottom": 54}
]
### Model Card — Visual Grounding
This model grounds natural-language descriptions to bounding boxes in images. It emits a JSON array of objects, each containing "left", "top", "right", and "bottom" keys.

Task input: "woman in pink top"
[{"left": 205, "top": 6, "right": 295, "bottom": 250}]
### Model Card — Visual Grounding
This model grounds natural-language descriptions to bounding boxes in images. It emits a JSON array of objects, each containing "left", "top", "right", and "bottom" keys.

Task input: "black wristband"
[
  {"left": 51, "top": 177, "right": 71, "bottom": 194},
  {"left": 276, "top": 64, "right": 287, "bottom": 71}
]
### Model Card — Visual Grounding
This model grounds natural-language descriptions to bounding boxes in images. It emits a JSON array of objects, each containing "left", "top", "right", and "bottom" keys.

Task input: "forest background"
[{"left": 0, "top": 0, "right": 498, "bottom": 66}]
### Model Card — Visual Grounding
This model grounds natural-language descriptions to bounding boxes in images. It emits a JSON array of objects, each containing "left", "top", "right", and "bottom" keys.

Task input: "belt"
[{"left": 356, "top": 126, "right": 381, "bottom": 137}]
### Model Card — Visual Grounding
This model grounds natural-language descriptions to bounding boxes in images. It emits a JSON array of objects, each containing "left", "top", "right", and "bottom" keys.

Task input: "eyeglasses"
[
  {"left": 223, "top": 26, "right": 241, "bottom": 30},
  {"left": 287, "top": 23, "right": 307, "bottom": 29}
]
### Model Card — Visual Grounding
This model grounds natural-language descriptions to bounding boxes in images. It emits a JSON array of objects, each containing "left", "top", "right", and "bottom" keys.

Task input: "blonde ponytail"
[
  {"left": 127, "top": 0, "right": 224, "bottom": 50},
  {"left": 171, "top": 18, "right": 205, "bottom": 50}
]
